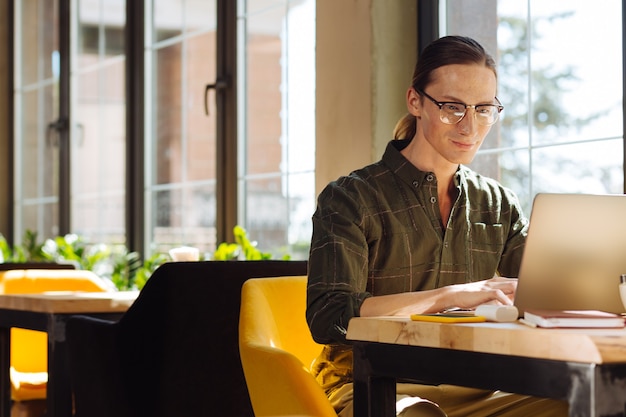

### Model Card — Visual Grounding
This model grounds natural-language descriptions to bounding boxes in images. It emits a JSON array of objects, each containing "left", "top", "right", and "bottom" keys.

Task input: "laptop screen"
[{"left": 514, "top": 193, "right": 626, "bottom": 316}]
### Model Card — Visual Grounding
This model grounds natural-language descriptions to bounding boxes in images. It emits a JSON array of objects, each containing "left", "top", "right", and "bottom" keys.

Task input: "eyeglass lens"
[{"left": 440, "top": 103, "right": 500, "bottom": 126}]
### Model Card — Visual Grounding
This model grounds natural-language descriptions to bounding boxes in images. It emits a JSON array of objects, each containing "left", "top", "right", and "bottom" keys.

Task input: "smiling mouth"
[{"left": 452, "top": 140, "right": 477, "bottom": 150}]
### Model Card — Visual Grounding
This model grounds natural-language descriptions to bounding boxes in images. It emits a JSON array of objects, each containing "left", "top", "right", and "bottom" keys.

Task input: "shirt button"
[
  {"left": 444, "top": 242, "right": 449, "bottom": 248},
  {"left": 426, "top": 174, "right": 434, "bottom": 182},
  {"left": 430, "top": 196, "right": 437, "bottom": 204},
  {"left": 412, "top": 180, "right": 419, "bottom": 187}
]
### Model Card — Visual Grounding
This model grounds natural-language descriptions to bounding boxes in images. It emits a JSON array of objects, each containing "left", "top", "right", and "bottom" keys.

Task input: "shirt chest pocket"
[{"left": 469, "top": 222, "right": 505, "bottom": 255}]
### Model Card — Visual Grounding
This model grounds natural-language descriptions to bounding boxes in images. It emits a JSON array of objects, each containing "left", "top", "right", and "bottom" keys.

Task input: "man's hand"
[{"left": 447, "top": 277, "right": 517, "bottom": 309}]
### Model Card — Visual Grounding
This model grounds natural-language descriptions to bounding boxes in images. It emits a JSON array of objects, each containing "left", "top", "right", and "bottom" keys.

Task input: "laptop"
[{"left": 514, "top": 193, "right": 626, "bottom": 316}]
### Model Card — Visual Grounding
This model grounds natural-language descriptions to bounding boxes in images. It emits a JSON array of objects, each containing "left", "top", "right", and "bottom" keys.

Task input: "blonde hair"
[{"left": 393, "top": 114, "right": 417, "bottom": 140}]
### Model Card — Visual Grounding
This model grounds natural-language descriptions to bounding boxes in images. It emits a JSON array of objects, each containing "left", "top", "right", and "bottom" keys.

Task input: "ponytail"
[{"left": 393, "top": 113, "right": 417, "bottom": 140}]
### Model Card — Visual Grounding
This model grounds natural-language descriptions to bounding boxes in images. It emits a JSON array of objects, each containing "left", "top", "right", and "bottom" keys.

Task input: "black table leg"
[
  {"left": 588, "top": 364, "right": 626, "bottom": 417},
  {"left": 353, "top": 342, "right": 396, "bottom": 417},
  {"left": 47, "top": 316, "right": 73, "bottom": 417}
]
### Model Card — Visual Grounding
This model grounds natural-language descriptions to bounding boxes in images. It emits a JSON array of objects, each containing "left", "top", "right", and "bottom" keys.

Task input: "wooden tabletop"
[
  {"left": 346, "top": 316, "right": 626, "bottom": 364},
  {"left": 0, "top": 291, "right": 139, "bottom": 314}
]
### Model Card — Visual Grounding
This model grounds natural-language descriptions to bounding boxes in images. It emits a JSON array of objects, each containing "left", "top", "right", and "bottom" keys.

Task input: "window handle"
[
  {"left": 46, "top": 118, "right": 68, "bottom": 147},
  {"left": 204, "top": 77, "right": 229, "bottom": 116}
]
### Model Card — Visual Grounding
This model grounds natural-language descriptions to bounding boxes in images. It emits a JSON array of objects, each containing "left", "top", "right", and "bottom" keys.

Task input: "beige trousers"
[{"left": 331, "top": 383, "right": 568, "bottom": 417}]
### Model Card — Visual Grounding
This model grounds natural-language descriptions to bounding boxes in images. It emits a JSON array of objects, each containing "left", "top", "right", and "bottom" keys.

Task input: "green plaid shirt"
[{"left": 307, "top": 139, "right": 528, "bottom": 346}]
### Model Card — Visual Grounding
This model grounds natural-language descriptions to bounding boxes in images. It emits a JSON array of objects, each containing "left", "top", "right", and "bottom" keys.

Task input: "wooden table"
[
  {"left": 0, "top": 291, "right": 138, "bottom": 417},
  {"left": 346, "top": 317, "right": 626, "bottom": 417}
]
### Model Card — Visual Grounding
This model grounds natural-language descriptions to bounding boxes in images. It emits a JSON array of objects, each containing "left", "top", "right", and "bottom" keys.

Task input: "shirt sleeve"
[{"left": 306, "top": 179, "right": 372, "bottom": 345}]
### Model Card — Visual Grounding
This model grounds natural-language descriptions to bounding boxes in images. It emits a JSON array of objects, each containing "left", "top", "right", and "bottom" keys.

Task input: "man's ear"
[{"left": 407, "top": 88, "right": 422, "bottom": 118}]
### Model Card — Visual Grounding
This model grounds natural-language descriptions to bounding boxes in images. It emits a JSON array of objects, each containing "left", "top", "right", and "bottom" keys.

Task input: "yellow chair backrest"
[
  {"left": 239, "top": 275, "right": 336, "bottom": 417},
  {"left": 0, "top": 269, "right": 111, "bottom": 401}
]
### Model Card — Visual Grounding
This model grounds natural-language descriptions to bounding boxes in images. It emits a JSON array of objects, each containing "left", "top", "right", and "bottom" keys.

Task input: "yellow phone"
[{"left": 410, "top": 312, "right": 486, "bottom": 323}]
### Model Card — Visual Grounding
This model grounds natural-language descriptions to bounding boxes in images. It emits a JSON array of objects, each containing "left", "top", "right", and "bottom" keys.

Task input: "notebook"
[{"left": 513, "top": 193, "right": 626, "bottom": 316}]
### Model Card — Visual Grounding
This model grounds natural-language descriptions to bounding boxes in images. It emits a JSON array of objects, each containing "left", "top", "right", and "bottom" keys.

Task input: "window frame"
[
  {"left": 129, "top": 0, "right": 238, "bottom": 255},
  {"left": 9, "top": 0, "right": 240, "bottom": 254}
]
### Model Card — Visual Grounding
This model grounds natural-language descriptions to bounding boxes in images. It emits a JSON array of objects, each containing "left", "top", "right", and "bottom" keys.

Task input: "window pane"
[
  {"left": 245, "top": 4, "right": 285, "bottom": 176},
  {"left": 531, "top": 140, "right": 623, "bottom": 195},
  {"left": 151, "top": 185, "right": 216, "bottom": 256},
  {"left": 72, "top": 0, "right": 126, "bottom": 245},
  {"left": 284, "top": 171, "right": 315, "bottom": 259},
  {"left": 496, "top": 2, "right": 530, "bottom": 150},
  {"left": 153, "top": 0, "right": 183, "bottom": 42},
  {"left": 22, "top": 203, "right": 59, "bottom": 240},
  {"left": 239, "top": 0, "right": 315, "bottom": 260},
  {"left": 241, "top": 175, "right": 289, "bottom": 256},
  {"left": 154, "top": 43, "right": 184, "bottom": 185},
  {"left": 20, "top": 88, "right": 59, "bottom": 200},
  {"left": 527, "top": 1, "right": 623, "bottom": 146},
  {"left": 147, "top": 0, "right": 218, "bottom": 255},
  {"left": 14, "top": 0, "right": 60, "bottom": 239},
  {"left": 185, "top": 34, "right": 216, "bottom": 181},
  {"left": 240, "top": 171, "right": 315, "bottom": 260},
  {"left": 18, "top": 0, "right": 57, "bottom": 85}
]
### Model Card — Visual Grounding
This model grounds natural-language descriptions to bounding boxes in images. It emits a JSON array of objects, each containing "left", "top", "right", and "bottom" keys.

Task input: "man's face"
[{"left": 410, "top": 63, "right": 499, "bottom": 165}]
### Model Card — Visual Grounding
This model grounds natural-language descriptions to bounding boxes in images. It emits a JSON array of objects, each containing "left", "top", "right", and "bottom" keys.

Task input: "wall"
[{"left": 315, "top": 0, "right": 417, "bottom": 195}]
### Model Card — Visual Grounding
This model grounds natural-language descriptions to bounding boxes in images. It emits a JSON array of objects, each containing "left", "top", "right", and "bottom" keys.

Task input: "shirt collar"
[{"left": 382, "top": 139, "right": 467, "bottom": 190}]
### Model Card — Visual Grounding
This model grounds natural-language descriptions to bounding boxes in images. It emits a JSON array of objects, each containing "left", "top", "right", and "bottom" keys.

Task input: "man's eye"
[{"left": 443, "top": 103, "right": 463, "bottom": 112}]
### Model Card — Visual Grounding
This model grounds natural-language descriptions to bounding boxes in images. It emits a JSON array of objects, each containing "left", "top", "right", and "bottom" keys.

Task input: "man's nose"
[{"left": 457, "top": 107, "right": 478, "bottom": 135}]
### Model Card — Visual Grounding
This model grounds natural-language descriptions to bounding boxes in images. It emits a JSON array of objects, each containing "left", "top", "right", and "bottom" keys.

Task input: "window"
[
  {"left": 238, "top": 0, "right": 316, "bottom": 260},
  {"left": 145, "top": 0, "right": 219, "bottom": 254},
  {"left": 73, "top": 0, "right": 127, "bottom": 245},
  {"left": 12, "top": 0, "right": 316, "bottom": 260},
  {"left": 437, "top": 0, "right": 624, "bottom": 214}
]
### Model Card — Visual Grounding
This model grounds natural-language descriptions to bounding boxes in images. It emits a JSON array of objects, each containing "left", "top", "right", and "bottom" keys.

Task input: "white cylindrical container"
[
  {"left": 475, "top": 304, "right": 519, "bottom": 322},
  {"left": 169, "top": 246, "right": 200, "bottom": 262}
]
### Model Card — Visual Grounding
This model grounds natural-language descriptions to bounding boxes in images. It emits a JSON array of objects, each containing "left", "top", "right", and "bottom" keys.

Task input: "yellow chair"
[
  {"left": 0, "top": 269, "right": 112, "bottom": 401},
  {"left": 239, "top": 275, "right": 336, "bottom": 417}
]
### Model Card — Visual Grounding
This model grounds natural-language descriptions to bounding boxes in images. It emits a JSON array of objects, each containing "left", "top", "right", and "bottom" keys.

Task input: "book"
[
  {"left": 523, "top": 309, "right": 625, "bottom": 328},
  {"left": 410, "top": 312, "right": 486, "bottom": 323}
]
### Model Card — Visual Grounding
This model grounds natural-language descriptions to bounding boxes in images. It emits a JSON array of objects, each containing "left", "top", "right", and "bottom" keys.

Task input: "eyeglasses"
[{"left": 418, "top": 89, "right": 504, "bottom": 126}]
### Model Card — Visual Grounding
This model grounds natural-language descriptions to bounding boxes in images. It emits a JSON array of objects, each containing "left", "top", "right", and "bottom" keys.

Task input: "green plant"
[
  {"left": 106, "top": 245, "right": 142, "bottom": 291},
  {"left": 212, "top": 242, "right": 240, "bottom": 260},
  {"left": 0, "top": 230, "right": 167, "bottom": 291},
  {"left": 134, "top": 252, "right": 169, "bottom": 290},
  {"left": 107, "top": 249, "right": 168, "bottom": 291},
  {"left": 1, "top": 225, "right": 291, "bottom": 290},
  {"left": 43, "top": 235, "right": 167, "bottom": 291},
  {"left": 0, "top": 234, "right": 15, "bottom": 262},
  {"left": 0, "top": 230, "right": 49, "bottom": 263},
  {"left": 42, "top": 234, "right": 104, "bottom": 269},
  {"left": 212, "top": 225, "right": 290, "bottom": 260}
]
